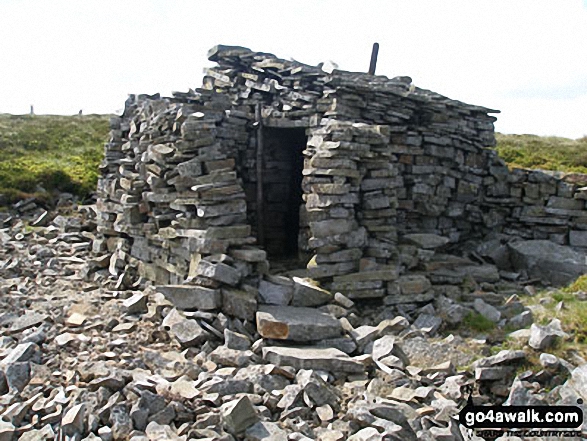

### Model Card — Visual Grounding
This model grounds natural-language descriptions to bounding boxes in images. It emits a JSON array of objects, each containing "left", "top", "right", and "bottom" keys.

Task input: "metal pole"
[
  {"left": 255, "top": 103, "right": 265, "bottom": 247},
  {"left": 368, "top": 42, "right": 379, "bottom": 75}
]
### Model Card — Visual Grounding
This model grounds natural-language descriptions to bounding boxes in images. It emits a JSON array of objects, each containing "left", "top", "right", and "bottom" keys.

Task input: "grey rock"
[
  {"left": 402, "top": 234, "right": 449, "bottom": 249},
  {"left": 9, "top": 312, "right": 48, "bottom": 333},
  {"left": 258, "top": 279, "right": 293, "bottom": 305},
  {"left": 473, "top": 298, "right": 501, "bottom": 323},
  {"left": 256, "top": 305, "right": 342, "bottom": 342},
  {"left": 346, "top": 400, "right": 417, "bottom": 440},
  {"left": 170, "top": 319, "right": 210, "bottom": 347},
  {"left": 371, "top": 335, "right": 409, "bottom": 368},
  {"left": 291, "top": 277, "right": 333, "bottom": 307},
  {"left": 396, "top": 274, "right": 432, "bottom": 295},
  {"left": 144, "top": 422, "right": 181, "bottom": 441},
  {"left": 110, "top": 404, "right": 132, "bottom": 441},
  {"left": 413, "top": 313, "right": 442, "bottom": 335},
  {"left": 263, "top": 346, "right": 365, "bottom": 373},
  {"left": 475, "top": 366, "right": 514, "bottom": 381},
  {"left": 224, "top": 329, "right": 251, "bottom": 350},
  {"left": 1, "top": 342, "right": 41, "bottom": 365},
  {"left": 122, "top": 292, "right": 148, "bottom": 314},
  {"left": 508, "top": 310, "right": 533, "bottom": 329},
  {"left": 196, "top": 259, "right": 241, "bottom": 286},
  {"left": 222, "top": 288, "right": 257, "bottom": 321},
  {"left": 348, "top": 428, "right": 383, "bottom": 441},
  {"left": 62, "top": 403, "right": 86, "bottom": 437},
  {"left": 315, "top": 336, "right": 357, "bottom": 354},
  {"left": 333, "top": 292, "right": 354, "bottom": 309},
  {"left": 5, "top": 361, "right": 30, "bottom": 393},
  {"left": 539, "top": 353, "right": 560, "bottom": 370},
  {"left": 0, "top": 421, "right": 15, "bottom": 441},
  {"left": 158, "top": 285, "right": 222, "bottom": 310},
  {"left": 209, "top": 345, "right": 255, "bottom": 367},
  {"left": 528, "top": 318, "right": 569, "bottom": 350},
  {"left": 504, "top": 376, "right": 544, "bottom": 405},
  {"left": 476, "top": 238, "right": 511, "bottom": 270},
  {"left": 221, "top": 396, "right": 259, "bottom": 434},
  {"left": 435, "top": 296, "right": 470, "bottom": 327},
  {"left": 245, "top": 421, "right": 289, "bottom": 441},
  {"left": 474, "top": 350, "right": 526, "bottom": 367},
  {"left": 296, "top": 369, "right": 341, "bottom": 408},
  {"left": 509, "top": 240, "right": 587, "bottom": 285}
]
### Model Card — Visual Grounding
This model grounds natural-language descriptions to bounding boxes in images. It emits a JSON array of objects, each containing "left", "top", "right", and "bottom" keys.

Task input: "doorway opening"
[{"left": 260, "top": 127, "right": 306, "bottom": 260}]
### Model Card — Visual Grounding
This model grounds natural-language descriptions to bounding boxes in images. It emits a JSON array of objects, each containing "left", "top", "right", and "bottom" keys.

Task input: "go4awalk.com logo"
[{"left": 459, "top": 395, "right": 583, "bottom": 438}]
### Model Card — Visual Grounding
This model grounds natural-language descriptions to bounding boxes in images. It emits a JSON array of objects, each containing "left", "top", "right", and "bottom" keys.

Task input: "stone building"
[{"left": 95, "top": 45, "right": 587, "bottom": 314}]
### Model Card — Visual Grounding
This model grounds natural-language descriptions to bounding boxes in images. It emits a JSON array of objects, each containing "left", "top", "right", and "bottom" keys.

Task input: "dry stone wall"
[{"left": 95, "top": 45, "right": 587, "bottom": 310}]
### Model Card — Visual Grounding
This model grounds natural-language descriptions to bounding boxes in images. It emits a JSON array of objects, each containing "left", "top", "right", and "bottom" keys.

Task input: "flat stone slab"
[
  {"left": 402, "top": 233, "right": 450, "bottom": 249},
  {"left": 508, "top": 240, "right": 587, "bottom": 286},
  {"left": 158, "top": 285, "right": 221, "bottom": 310},
  {"left": 262, "top": 346, "right": 365, "bottom": 373},
  {"left": 256, "top": 305, "right": 342, "bottom": 342}
]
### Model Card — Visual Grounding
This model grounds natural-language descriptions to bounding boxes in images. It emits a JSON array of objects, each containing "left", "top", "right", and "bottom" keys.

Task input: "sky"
[{"left": 1, "top": 0, "right": 586, "bottom": 139}]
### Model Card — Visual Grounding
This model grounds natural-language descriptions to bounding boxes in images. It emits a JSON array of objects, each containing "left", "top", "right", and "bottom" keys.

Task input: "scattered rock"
[{"left": 528, "top": 318, "right": 569, "bottom": 350}]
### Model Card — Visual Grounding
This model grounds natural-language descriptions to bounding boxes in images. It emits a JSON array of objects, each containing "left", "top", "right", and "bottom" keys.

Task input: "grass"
[
  {"left": 0, "top": 113, "right": 110, "bottom": 203},
  {"left": 490, "top": 277, "right": 587, "bottom": 363},
  {"left": 462, "top": 312, "right": 497, "bottom": 333},
  {"left": 494, "top": 133, "right": 587, "bottom": 174}
]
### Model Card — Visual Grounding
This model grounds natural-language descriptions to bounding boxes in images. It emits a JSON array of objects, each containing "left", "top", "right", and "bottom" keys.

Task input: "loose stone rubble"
[
  {"left": 2, "top": 196, "right": 587, "bottom": 440},
  {"left": 4, "top": 44, "right": 587, "bottom": 440}
]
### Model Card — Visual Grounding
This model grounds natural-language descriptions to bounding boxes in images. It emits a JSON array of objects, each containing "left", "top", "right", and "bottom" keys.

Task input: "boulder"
[
  {"left": 508, "top": 240, "right": 587, "bottom": 285},
  {"left": 262, "top": 346, "right": 365, "bottom": 373},
  {"left": 256, "top": 305, "right": 342, "bottom": 342}
]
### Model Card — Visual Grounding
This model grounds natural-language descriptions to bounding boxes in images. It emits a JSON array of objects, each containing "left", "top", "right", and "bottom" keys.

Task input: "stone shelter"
[{"left": 95, "top": 45, "right": 587, "bottom": 317}]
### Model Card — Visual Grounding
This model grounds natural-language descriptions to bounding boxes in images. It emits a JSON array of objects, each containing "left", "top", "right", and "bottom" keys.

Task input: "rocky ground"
[{"left": 1, "top": 200, "right": 587, "bottom": 441}]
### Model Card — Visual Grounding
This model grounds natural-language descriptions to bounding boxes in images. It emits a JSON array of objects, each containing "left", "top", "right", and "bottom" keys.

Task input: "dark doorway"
[{"left": 261, "top": 127, "right": 306, "bottom": 258}]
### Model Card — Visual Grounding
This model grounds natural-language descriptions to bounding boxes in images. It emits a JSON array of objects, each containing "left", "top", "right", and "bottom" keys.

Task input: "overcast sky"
[{"left": 1, "top": 0, "right": 586, "bottom": 138}]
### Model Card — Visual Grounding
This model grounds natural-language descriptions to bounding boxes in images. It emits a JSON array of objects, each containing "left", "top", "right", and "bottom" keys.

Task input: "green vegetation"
[
  {"left": 0, "top": 113, "right": 110, "bottom": 203},
  {"left": 492, "top": 280, "right": 587, "bottom": 363},
  {"left": 494, "top": 133, "right": 587, "bottom": 174},
  {"left": 462, "top": 312, "right": 496, "bottom": 333}
]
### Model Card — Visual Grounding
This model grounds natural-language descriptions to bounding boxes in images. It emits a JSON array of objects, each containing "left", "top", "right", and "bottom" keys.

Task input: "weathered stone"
[
  {"left": 222, "top": 288, "right": 257, "bottom": 321},
  {"left": 62, "top": 403, "right": 86, "bottom": 436},
  {"left": 291, "top": 277, "right": 333, "bottom": 307},
  {"left": 402, "top": 233, "right": 449, "bottom": 249},
  {"left": 262, "top": 346, "right": 365, "bottom": 373},
  {"left": 475, "top": 350, "right": 526, "bottom": 367},
  {"left": 245, "top": 421, "right": 289, "bottom": 441},
  {"left": 413, "top": 313, "right": 442, "bottom": 335},
  {"left": 256, "top": 305, "right": 342, "bottom": 342},
  {"left": 4, "top": 362, "right": 30, "bottom": 393},
  {"left": 528, "top": 319, "right": 569, "bottom": 350},
  {"left": 158, "top": 285, "right": 222, "bottom": 310},
  {"left": 224, "top": 329, "right": 251, "bottom": 350},
  {"left": 1, "top": 342, "right": 41, "bottom": 366},
  {"left": 396, "top": 274, "right": 431, "bottom": 295},
  {"left": 221, "top": 396, "right": 259, "bottom": 434},
  {"left": 122, "top": 292, "right": 148, "bottom": 314},
  {"left": 258, "top": 279, "right": 293, "bottom": 305},
  {"left": 473, "top": 298, "right": 501, "bottom": 323},
  {"left": 9, "top": 312, "right": 48, "bottom": 333},
  {"left": 170, "top": 319, "right": 209, "bottom": 347},
  {"left": 509, "top": 240, "right": 587, "bottom": 285},
  {"left": 196, "top": 259, "right": 241, "bottom": 286}
]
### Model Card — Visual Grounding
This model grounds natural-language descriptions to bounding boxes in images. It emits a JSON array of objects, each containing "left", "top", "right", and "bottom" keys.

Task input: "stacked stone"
[
  {"left": 358, "top": 125, "right": 400, "bottom": 263},
  {"left": 302, "top": 121, "right": 366, "bottom": 281},
  {"left": 482, "top": 164, "right": 587, "bottom": 247},
  {"left": 97, "top": 44, "right": 531, "bottom": 310}
]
